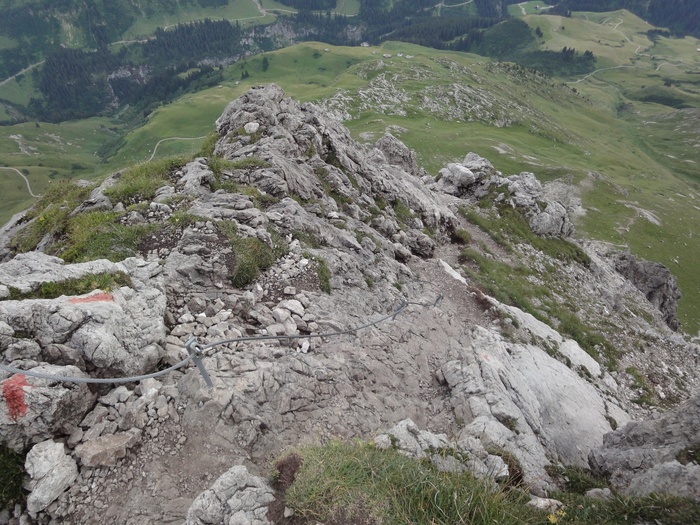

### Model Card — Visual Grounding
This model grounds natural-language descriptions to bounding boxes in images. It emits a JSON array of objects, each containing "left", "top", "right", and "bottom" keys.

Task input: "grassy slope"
[{"left": 0, "top": 119, "right": 119, "bottom": 225}]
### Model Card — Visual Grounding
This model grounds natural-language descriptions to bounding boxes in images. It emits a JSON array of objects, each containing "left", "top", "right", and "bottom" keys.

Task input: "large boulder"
[
  {"left": 374, "top": 132, "right": 423, "bottom": 177},
  {"left": 436, "top": 163, "right": 476, "bottom": 196}
]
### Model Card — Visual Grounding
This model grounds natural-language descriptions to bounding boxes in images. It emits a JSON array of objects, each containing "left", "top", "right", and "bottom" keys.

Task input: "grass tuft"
[
  {"left": 219, "top": 221, "right": 284, "bottom": 288},
  {"left": 195, "top": 132, "right": 218, "bottom": 157},
  {"left": 0, "top": 446, "right": 26, "bottom": 509},
  {"left": 4, "top": 272, "right": 132, "bottom": 301},
  {"left": 283, "top": 440, "right": 543, "bottom": 525},
  {"left": 316, "top": 257, "right": 332, "bottom": 294},
  {"left": 10, "top": 181, "right": 92, "bottom": 254}
]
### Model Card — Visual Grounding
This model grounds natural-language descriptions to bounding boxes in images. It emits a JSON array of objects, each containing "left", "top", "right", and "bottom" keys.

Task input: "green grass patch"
[
  {"left": 61, "top": 216, "right": 158, "bottom": 263},
  {"left": 9, "top": 180, "right": 91, "bottom": 254},
  {"left": 219, "top": 221, "right": 284, "bottom": 288},
  {"left": 676, "top": 444, "right": 700, "bottom": 466},
  {"left": 0, "top": 446, "right": 26, "bottom": 509},
  {"left": 552, "top": 491, "right": 700, "bottom": 525},
  {"left": 316, "top": 257, "right": 332, "bottom": 294},
  {"left": 121, "top": 0, "right": 272, "bottom": 40},
  {"left": 209, "top": 156, "right": 270, "bottom": 178},
  {"left": 195, "top": 132, "right": 218, "bottom": 157},
  {"left": 104, "top": 157, "right": 186, "bottom": 205},
  {"left": 5, "top": 272, "right": 132, "bottom": 301},
  {"left": 281, "top": 440, "right": 544, "bottom": 525},
  {"left": 0, "top": 117, "right": 120, "bottom": 227},
  {"left": 458, "top": 231, "right": 617, "bottom": 368},
  {"left": 458, "top": 205, "right": 591, "bottom": 265},
  {"left": 545, "top": 465, "right": 608, "bottom": 495},
  {"left": 392, "top": 198, "right": 415, "bottom": 227},
  {"left": 625, "top": 366, "right": 656, "bottom": 406}
]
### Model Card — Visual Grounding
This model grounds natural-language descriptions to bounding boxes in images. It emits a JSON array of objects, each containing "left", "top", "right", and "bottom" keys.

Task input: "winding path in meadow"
[
  {"left": 0, "top": 61, "right": 45, "bottom": 86},
  {"left": 0, "top": 167, "right": 40, "bottom": 198},
  {"left": 146, "top": 136, "right": 207, "bottom": 162}
]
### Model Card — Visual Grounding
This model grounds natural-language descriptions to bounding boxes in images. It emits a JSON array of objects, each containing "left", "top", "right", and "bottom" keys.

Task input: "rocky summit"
[{"left": 0, "top": 84, "right": 698, "bottom": 524}]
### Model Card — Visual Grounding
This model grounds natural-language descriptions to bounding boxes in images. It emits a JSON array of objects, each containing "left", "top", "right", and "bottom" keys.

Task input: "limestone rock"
[
  {"left": 0, "top": 287, "right": 165, "bottom": 377},
  {"left": 441, "top": 295, "right": 620, "bottom": 491},
  {"left": 528, "top": 201, "right": 574, "bottom": 238},
  {"left": 176, "top": 158, "right": 215, "bottom": 196},
  {"left": 590, "top": 393, "right": 700, "bottom": 500},
  {"left": 375, "top": 419, "right": 508, "bottom": 482},
  {"left": 25, "top": 440, "right": 78, "bottom": 515},
  {"left": 374, "top": 133, "right": 422, "bottom": 177},
  {"left": 506, "top": 172, "right": 542, "bottom": 208},
  {"left": 436, "top": 163, "right": 476, "bottom": 196},
  {"left": 0, "top": 252, "right": 119, "bottom": 295},
  {"left": 185, "top": 465, "right": 275, "bottom": 525}
]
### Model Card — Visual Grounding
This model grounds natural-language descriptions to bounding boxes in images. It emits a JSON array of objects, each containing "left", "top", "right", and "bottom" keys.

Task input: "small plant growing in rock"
[{"left": 316, "top": 257, "right": 332, "bottom": 294}]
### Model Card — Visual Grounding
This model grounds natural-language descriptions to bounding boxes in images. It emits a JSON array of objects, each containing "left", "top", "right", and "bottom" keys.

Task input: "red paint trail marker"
[
  {"left": 1, "top": 374, "right": 30, "bottom": 421},
  {"left": 68, "top": 293, "right": 114, "bottom": 304}
]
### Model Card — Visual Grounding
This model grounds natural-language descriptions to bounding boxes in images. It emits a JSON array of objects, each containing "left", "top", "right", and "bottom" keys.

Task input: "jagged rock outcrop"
[
  {"left": 590, "top": 393, "right": 700, "bottom": 500},
  {"left": 432, "top": 153, "right": 574, "bottom": 237},
  {"left": 1, "top": 84, "right": 697, "bottom": 523},
  {"left": 613, "top": 252, "right": 682, "bottom": 330},
  {"left": 213, "top": 83, "right": 455, "bottom": 233},
  {"left": 0, "top": 364, "right": 94, "bottom": 451},
  {"left": 435, "top": 268, "right": 628, "bottom": 493}
]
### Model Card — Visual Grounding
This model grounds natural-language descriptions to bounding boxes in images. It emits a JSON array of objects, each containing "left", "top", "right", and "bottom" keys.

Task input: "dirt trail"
[{"left": 0, "top": 167, "right": 40, "bottom": 198}]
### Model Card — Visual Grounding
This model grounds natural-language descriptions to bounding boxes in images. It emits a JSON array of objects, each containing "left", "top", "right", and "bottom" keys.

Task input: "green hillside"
[{"left": 1, "top": 10, "right": 699, "bottom": 335}]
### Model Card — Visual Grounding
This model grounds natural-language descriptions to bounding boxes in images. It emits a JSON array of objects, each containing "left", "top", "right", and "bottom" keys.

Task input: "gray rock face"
[
  {"left": 613, "top": 253, "right": 682, "bottom": 330},
  {"left": 213, "top": 83, "right": 455, "bottom": 236},
  {"left": 432, "top": 154, "right": 574, "bottom": 237},
  {"left": 25, "top": 440, "right": 78, "bottom": 515},
  {"left": 528, "top": 201, "right": 573, "bottom": 237},
  {"left": 0, "top": 210, "right": 29, "bottom": 263},
  {"left": 442, "top": 324, "right": 616, "bottom": 492},
  {"left": 185, "top": 465, "right": 275, "bottom": 525},
  {"left": 506, "top": 172, "right": 543, "bottom": 208},
  {"left": 175, "top": 158, "right": 216, "bottom": 196},
  {"left": 590, "top": 393, "right": 700, "bottom": 500},
  {"left": 2, "top": 84, "right": 697, "bottom": 524},
  {"left": 0, "top": 252, "right": 119, "bottom": 295},
  {"left": 374, "top": 132, "right": 423, "bottom": 177}
]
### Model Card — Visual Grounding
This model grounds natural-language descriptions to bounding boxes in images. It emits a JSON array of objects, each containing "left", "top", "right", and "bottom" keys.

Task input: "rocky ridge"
[{"left": 0, "top": 84, "right": 698, "bottom": 524}]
